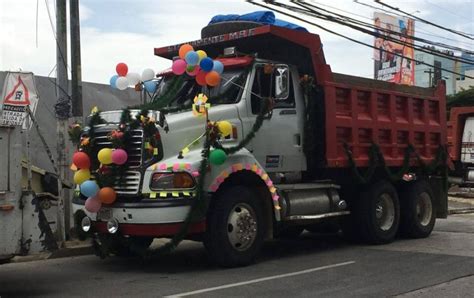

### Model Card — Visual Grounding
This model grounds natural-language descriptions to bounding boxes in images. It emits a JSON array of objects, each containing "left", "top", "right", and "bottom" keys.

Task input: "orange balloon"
[
  {"left": 205, "top": 71, "right": 221, "bottom": 87},
  {"left": 179, "top": 44, "right": 194, "bottom": 59},
  {"left": 98, "top": 187, "right": 117, "bottom": 204}
]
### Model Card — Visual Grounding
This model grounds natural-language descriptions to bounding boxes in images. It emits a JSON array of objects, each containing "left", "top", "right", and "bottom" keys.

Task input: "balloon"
[
  {"left": 209, "top": 149, "right": 227, "bottom": 165},
  {"left": 142, "top": 68, "right": 155, "bottom": 81},
  {"left": 80, "top": 180, "right": 99, "bottom": 198},
  {"left": 116, "top": 62, "right": 128, "bottom": 76},
  {"left": 172, "top": 59, "right": 187, "bottom": 75},
  {"left": 98, "top": 187, "right": 117, "bottom": 204},
  {"left": 205, "top": 71, "right": 221, "bottom": 87},
  {"left": 212, "top": 60, "right": 224, "bottom": 74},
  {"left": 200, "top": 57, "right": 214, "bottom": 72},
  {"left": 115, "top": 76, "right": 128, "bottom": 90},
  {"left": 185, "top": 51, "right": 199, "bottom": 66},
  {"left": 196, "top": 50, "right": 207, "bottom": 62},
  {"left": 179, "top": 44, "right": 194, "bottom": 59},
  {"left": 217, "top": 121, "right": 232, "bottom": 137},
  {"left": 112, "top": 149, "right": 128, "bottom": 165},
  {"left": 73, "top": 152, "right": 90, "bottom": 169},
  {"left": 186, "top": 65, "right": 200, "bottom": 76},
  {"left": 144, "top": 80, "right": 157, "bottom": 93},
  {"left": 109, "top": 75, "right": 119, "bottom": 89},
  {"left": 85, "top": 196, "right": 102, "bottom": 213},
  {"left": 98, "top": 148, "right": 113, "bottom": 165},
  {"left": 74, "top": 169, "right": 91, "bottom": 185},
  {"left": 195, "top": 70, "right": 207, "bottom": 86},
  {"left": 126, "top": 72, "right": 141, "bottom": 85}
]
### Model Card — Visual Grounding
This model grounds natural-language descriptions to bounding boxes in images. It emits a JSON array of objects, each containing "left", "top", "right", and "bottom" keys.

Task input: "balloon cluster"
[
  {"left": 172, "top": 44, "right": 224, "bottom": 87},
  {"left": 72, "top": 148, "right": 129, "bottom": 213},
  {"left": 110, "top": 62, "right": 157, "bottom": 93}
]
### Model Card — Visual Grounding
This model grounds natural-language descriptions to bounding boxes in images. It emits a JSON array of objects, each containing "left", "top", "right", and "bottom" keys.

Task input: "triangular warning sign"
[{"left": 3, "top": 76, "right": 30, "bottom": 106}]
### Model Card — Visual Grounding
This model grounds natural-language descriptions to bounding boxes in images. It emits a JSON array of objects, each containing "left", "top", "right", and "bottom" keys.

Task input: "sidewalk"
[
  {"left": 448, "top": 187, "right": 474, "bottom": 214},
  {"left": 10, "top": 239, "right": 93, "bottom": 263}
]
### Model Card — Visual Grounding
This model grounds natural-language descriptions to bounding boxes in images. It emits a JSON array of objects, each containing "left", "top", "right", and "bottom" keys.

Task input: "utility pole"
[
  {"left": 424, "top": 68, "right": 434, "bottom": 87},
  {"left": 55, "top": 0, "right": 68, "bottom": 245},
  {"left": 70, "top": 0, "right": 83, "bottom": 117}
]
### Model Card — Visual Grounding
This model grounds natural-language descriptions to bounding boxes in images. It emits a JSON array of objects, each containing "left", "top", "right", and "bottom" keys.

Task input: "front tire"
[
  {"left": 399, "top": 180, "right": 436, "bottom": 238},
  {"left": 204, "top": 186, "right": 265, "bottom": 267},
  {"left": 355, "top": 180, "right": 400, "bottom": 244}
]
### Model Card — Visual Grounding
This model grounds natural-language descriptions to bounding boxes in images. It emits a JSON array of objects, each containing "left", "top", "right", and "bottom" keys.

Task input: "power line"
[
  {"left": 245, "top": 0, "right": 474, "bottom": 80},
  {"left": 311, "top": 0, "right": 474, "bottom": 48},
  {"left": 281, "top": 0, "right": 474, "bottom": 65},
  {"left": 423, "top": 0, "right": 473, "bottom": 22},
  {"left": 375, "top": 0, "right": 474, "bottom": 39}
]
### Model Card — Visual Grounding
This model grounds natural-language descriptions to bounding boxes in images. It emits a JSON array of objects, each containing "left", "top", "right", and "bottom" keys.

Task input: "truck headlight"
[{"left": 150, "top": 172, "right": 196, "bottom": 190}]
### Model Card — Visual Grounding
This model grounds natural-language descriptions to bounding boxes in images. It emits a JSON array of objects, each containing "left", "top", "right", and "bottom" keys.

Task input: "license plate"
[{"left": 97, "top": 208, "right": 112, "bottom": 221}]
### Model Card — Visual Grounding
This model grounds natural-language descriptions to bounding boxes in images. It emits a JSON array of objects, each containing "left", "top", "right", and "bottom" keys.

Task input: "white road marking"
[{"left": 166, "top": 260, "right": 355, "bottom": 297}]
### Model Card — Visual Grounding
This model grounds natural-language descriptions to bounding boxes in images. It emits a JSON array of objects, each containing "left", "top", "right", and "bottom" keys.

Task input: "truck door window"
[{"left": 251, "top": 64, "right": 294, "bottom": 114}]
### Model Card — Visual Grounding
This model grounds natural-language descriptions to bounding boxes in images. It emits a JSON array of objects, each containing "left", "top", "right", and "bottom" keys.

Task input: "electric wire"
[{"left": 246, "top": 0, "right": 474, "bottom": 80}]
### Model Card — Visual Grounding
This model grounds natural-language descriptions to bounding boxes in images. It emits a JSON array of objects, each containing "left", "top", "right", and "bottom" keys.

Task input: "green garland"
[{"left": 343, "top": 143, "right": 448, "bottom": 185}]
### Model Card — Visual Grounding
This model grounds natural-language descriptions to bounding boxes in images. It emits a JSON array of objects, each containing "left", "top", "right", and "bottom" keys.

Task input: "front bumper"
[{"left": 72, "top": 197, "right": 206, "bottom": 237}]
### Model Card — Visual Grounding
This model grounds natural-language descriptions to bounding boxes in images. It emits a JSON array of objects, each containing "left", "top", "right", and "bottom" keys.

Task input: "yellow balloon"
[
  {"left": 74, "top": 169, "right": 91, "bottom": 185},
  {"left": 217, "top": 121, "right": 232, "bottom": 137},
  {"left": 98, "top": 148, "right": 113, "bottom": 165},
  {"left": 196, "top": 50, "right": 207, "bottom": 62}
]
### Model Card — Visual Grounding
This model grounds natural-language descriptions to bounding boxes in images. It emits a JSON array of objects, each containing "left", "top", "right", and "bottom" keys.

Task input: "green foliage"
[{"left": 447, "top": 86, "right": 474, "bottom": 111}]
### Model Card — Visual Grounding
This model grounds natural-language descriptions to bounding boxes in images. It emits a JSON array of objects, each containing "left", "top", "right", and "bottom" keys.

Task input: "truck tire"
[
  {"left": 356, "top": 180, "right": 400, "bottom": 244},
  {"left": 399, "top": 180, "right": 436, "bottom": 238},
  {"left": 204, "top": 186, "right": 265, "bottom": 267}
]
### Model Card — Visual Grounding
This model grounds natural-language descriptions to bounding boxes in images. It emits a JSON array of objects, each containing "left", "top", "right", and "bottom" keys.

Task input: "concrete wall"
[{"left": 0, "top": 71, "right": 142, "bottom": 173}]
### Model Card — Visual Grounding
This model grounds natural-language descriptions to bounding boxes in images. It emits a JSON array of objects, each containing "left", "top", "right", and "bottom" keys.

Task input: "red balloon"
[
  {"left": 196, "top": 70, "right": 207, "bottom": 86},
  {"left": 116, "top": 62, "right": 128, "bottom": 76},
  {"left": 73, "top": 151, "right": 90, "bottom": 169}
]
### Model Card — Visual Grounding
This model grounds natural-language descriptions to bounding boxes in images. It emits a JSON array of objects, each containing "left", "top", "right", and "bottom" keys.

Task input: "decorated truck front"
[{"left": 72, "top": 20, "right": 448, "bottom": 267}]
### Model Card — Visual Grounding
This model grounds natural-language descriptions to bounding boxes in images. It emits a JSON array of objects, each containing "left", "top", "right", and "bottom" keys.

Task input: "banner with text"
[{"left": 373, "top": 12, "right": 415, "bottom": 85}]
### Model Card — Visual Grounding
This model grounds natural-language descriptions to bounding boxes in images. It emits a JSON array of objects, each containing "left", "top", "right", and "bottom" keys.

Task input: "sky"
[{"left": 0, "top": 0, "right": 473, "bottom": 84}]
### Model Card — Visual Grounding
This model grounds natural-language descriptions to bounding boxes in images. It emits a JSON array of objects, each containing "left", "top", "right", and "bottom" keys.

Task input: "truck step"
[
  {"left": 275, "top": 182, "right": 340, "bottom": 191},
  {"left": 284, "top": 211, "right": 350, "bottom": 221}
]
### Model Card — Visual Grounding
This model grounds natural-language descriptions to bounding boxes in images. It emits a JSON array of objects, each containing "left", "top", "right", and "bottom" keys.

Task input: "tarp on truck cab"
[{"left": 209, "top": 11, "right": 308, "bottom": 32}]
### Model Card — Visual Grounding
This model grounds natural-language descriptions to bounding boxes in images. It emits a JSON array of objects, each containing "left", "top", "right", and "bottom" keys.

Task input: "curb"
[
  {"left": 448, "top": 208, "right": 474, "bottom": 215},
  {"left": 10, "top": 240, "right": 94, "bottom": 263}
]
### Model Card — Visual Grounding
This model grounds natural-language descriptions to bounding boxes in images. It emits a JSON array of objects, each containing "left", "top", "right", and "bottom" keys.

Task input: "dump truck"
[{"left": 73, "top": 21, "right": 448, "bottom": 267}]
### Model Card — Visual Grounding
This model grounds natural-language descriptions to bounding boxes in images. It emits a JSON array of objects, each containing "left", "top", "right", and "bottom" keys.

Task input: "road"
[{"left": 1, "top": 213, "right": 473, "bottom": 297}]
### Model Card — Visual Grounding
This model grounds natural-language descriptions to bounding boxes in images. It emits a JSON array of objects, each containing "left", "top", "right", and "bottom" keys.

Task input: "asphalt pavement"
[{"left": 0, "top": 213, "right": 473, "bottom": 297}]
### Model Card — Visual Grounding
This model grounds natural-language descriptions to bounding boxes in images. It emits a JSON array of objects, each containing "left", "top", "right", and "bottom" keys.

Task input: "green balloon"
[{"left": 210, "top": 149, "right": 227, "bottom": 165}]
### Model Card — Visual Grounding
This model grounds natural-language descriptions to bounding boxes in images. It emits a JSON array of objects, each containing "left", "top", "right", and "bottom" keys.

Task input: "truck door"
[{"left": 244, "top": 64, "right": 306, "bottom": 172}]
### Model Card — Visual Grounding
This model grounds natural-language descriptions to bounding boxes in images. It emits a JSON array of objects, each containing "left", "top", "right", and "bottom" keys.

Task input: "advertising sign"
[
  {"left": 0, "top": 72, "right": 39, "bottom": 127},
  {"left": 374, "top": 13, "right": 415, "bottom": 85}
]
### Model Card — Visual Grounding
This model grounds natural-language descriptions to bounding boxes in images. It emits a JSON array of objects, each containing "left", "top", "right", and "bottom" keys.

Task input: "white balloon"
[
  {"left": 116, "top": 76, "right": 129, "bottom": 90},
  {"left": 126, "top": 72, "right": 141, "bottom": 86},
  {"left": 142, "top": 68, "right": 155, "bottom": 81}
]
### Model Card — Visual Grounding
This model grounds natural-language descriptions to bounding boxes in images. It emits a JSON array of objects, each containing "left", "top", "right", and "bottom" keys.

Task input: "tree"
[{"left": 447, "top": 86, "right": 474, "bottom": 111}]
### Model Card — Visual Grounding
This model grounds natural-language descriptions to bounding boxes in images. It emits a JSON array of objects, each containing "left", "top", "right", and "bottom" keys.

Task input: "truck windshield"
[{"left": 152, "top": 68, "right": 248, "bottom": 112}]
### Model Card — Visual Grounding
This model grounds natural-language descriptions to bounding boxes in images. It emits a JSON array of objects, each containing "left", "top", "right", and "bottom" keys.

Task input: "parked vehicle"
[
  {"left": 448, "top": 106, "right": 474, "bottom": 185},
  {"left": 73, "top": 22, "right": 448, "bottom": 267}
]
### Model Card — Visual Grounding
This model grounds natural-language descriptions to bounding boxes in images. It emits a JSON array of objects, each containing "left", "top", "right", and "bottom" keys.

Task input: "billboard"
[{"left": 374, "top": 12, "right": 415, "bottom": 85}]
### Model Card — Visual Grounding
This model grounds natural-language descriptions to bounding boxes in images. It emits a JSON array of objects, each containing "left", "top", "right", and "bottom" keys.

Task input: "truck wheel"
[
  {"left": 204, "top": 186, "right": 265, "bottom": 267},
  {"left": 399, "top": 181, "right": 436, "bottom": 238},
  {"left": 356, "top": 180, "right": 400, "bottom": 244}
]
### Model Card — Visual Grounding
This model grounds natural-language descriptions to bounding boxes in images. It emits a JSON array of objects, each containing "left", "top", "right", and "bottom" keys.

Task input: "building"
[
  {"left": 414, "top": 47, "right": 457, "bottom": 95},
  {"left": 455, "top": 52, "right": 474, "bottom": 93}
]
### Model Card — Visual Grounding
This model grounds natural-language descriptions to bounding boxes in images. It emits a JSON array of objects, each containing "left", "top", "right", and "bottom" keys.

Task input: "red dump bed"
[{"left": 154, "top": 24, "right": 447, "bottom": 169}]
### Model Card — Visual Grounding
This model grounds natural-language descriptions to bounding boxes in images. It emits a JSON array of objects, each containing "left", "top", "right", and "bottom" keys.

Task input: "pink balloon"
[
  {"left": 186, "top": 65, "right": 200, "bottom": 76},
  {"left": 172, "top": 59, "right": 187, "bottom": 75},
  {"left": 112, "top": 149, "right": 128, "bottom": 165},
  {"left": 85, "top": 196, "right": 102, "bottom": 213}
]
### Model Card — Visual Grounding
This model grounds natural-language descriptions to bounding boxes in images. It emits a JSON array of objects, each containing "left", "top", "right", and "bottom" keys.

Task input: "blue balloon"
[
  {"left": 212, "top": 60, "right": 224, "bottom": 74},
  {"left": 110, "top": 75, "right": 119, "bottom": 89},
  {"left": 80, "top": 180, "right": 99, "bottom": 198},
  {"left": 200, "top": 57, "right": 214, "bottom": 72},
  {"left": 144, "top": 80, "right": 157, "bottom": 93},
  {"left": 185, "top": 51, "right": 199, "bottom": 66}
]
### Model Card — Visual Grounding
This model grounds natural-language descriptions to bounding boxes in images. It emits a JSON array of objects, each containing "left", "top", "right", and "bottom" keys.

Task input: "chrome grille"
[
  {"left": 93, "top": 127, "right": 143, "bottom": 168},
  {"left": 93, "top": 126, "right": 143, "bottom": 195}
]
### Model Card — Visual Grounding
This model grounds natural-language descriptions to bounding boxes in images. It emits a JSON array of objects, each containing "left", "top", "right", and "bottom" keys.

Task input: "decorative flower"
[
  {"left": 80, "top": 137, "right": 90, "bottom": 146},
  {"left": 109, "top": 130, "right": 124, "bottom": 140},
  {"left": 192, "top": 93, "right": 209, "bottom": 117}
]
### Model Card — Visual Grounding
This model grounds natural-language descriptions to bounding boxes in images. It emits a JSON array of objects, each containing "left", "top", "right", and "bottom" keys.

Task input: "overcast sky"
[{"left": 1, "top": 0, "right": 473, "bottom": 84}]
